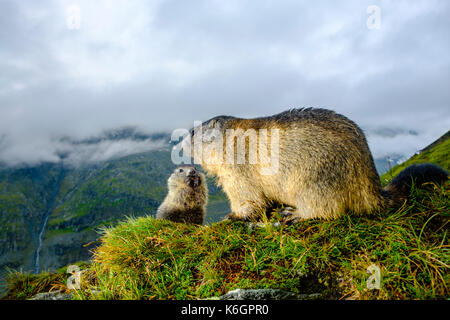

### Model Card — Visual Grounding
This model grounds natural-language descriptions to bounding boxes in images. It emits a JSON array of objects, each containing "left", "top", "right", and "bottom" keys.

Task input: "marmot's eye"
[{"left": 179, "top": 168, "right": 184, "bottom": 173}]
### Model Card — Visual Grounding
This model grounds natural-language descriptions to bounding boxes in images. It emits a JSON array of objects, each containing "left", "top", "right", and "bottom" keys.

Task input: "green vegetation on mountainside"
[{"left": 381, "top": 131, "right": 449, "bottom": 185}]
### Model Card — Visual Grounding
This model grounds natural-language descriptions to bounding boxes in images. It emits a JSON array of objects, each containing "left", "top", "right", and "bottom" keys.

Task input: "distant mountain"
[
  {"left": 365, "top": 127, "right": 420, "bottom": 174},
  {"left": 373, "top": 154, "right": 408, "bottom": 175},
  {"left": 59, "top": 126, "right": 170, "bottom": 146},
  {"left": 365, "top": 127, "right": 419, "bottom": 138}
]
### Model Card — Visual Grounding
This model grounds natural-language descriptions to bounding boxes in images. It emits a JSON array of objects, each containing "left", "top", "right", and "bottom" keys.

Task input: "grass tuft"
[{"left": 65, "top": 181, "right": 448, "bottom": 300}]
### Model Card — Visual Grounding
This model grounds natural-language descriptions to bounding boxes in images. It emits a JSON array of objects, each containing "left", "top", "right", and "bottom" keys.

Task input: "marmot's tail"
[{"left": 383, "top": 163, "right": 448, "bottom": 200}]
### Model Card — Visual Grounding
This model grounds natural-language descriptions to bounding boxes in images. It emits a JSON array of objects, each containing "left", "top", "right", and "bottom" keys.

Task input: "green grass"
[
  {"left": 45, "top": 227, "right": 76, "bottom": 238},
  {"left": 3, "top": 178, "right": 449, "bottom": 300},
  {"left": 1, "top": 262, "right": 90, "bottom": 300},
  {"left": 62, "top": 179, "right": 447, "bottom": 300}
]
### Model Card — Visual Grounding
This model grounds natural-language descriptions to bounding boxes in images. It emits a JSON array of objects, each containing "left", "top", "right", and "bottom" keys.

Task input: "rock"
[
  {"left": 247, "top": 222, "right": 282, "bottom": 231},
  {"left": 218, "top": 288, "right": 321, "bottom": 300},
  {"left": 28, "top": 290, "right": 73, "bottom": 300}
]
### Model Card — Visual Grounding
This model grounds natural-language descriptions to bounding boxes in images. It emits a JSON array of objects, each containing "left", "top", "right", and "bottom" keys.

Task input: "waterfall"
[{"left": 34, "top": 164, "right": 65, "bottom": 274}]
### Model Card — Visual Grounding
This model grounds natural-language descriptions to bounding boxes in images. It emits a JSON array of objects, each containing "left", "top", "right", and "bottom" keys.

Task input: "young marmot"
[
  {"left": 156, "top": 165, "right": 208, "bottom": 224},
  {"left": 181, "top": 108, "right": 448, "bottom": 224}
]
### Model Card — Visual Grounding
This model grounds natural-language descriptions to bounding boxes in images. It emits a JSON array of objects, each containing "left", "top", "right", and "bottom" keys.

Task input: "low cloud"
[
  {"left": 0, "top": 0, "right": 449, "bottom": 167},
  {"left": 0, "top": 128, "right": 169, "bottom": 167}
]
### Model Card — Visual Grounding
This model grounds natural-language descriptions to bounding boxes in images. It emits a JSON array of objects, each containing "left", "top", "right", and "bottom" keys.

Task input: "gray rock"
[
  {"left": 218, "top": 288, "right": 321, "bottom": 300},
  {"left": 28, "top": 291, "right": 73, "bottom": 300},
  {"left": 247, "top": 222, "right": 282, "bottom": 231}
]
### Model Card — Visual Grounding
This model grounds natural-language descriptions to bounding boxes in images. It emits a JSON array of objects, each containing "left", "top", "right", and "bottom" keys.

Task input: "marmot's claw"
[
  {"left": 226, "top": 213, "right": 246, "bottom": 221},
  {"left": 279, "top": 209, "right": 300, "bottom": 226},
  {"left": 225, "top": 213, "right": 237, "bottom": 220},
  {"left": 280, "top": 211, "right": 292, "bottom": 218},
  {"left": 283, "top": 217, "right": 300, "bottom": 226},
  {"left": 279, "top": 207, "right": 295, "bottom": 217},
  {"left": 278, "top": 207, "right": 300, "bottom": 225}
]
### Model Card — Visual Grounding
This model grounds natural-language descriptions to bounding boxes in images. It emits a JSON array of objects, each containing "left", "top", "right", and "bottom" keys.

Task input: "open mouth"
[{"left": 185, "top": 175, "right": 200, "bottom": 188}]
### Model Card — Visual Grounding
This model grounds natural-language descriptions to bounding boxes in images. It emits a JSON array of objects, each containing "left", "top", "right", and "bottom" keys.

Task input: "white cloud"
[
  {"left": 0, "top": 129, "right": 168, "bottom": 167},
  {"left": 0, "top": 0, "right": 449, "bottom": 166}
]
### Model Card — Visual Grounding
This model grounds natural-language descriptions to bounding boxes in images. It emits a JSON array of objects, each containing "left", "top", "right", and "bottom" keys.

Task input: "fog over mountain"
[
  {"left": 0, "top": 124, "right": 432, "bottom": 174},
  {"left": 0, "top": 127, "right": 169, "bottom": 167},
  {"left": 0, "top": 0, "right": 449, "bottom": 167}
]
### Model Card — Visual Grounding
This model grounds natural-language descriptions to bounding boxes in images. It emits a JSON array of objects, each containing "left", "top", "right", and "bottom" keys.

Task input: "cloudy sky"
[{"left": 0, "top": 0, "right": 449, "bottom": 166}]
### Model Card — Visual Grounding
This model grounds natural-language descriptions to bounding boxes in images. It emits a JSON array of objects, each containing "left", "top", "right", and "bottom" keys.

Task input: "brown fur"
[
  {"left": 156, "top": 165, "right": 208, "bottom": 224},
  {"left": 183, "top": 108, "right": 447, "bottom": 222}
]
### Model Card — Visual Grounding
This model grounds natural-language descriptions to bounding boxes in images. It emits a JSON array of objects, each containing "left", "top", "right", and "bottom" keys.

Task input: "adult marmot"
[
  {"left": 156, "top": 165, "right": 208, "bottom": 224},
  {"left": 180, "top": 108, "right": 448, "bottom": 224}
]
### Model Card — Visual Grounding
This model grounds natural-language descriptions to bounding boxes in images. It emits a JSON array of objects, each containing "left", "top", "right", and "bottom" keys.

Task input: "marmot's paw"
[
  {"left": 279, "top": 207, "right": 295, "bottom": 216},
  {"left": 279, "top": 208, "right": 301, "bottom": 226},
  {"left": 283, "top": 217, "right": 301, "bottom": 226},
  {"left": 225, "top": 212, "right": 247, "bottom": 221}
]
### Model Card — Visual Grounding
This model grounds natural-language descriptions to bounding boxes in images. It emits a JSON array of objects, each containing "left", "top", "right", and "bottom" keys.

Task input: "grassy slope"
[
  {"left": 380, "top": 134, "right": 449, "bottom": 185},
  {"left": 3, "top": 134, "right": 449, "bottom": 300},
  {"left": 76, "top": 180, "right": 447, "bottom": 300}
]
